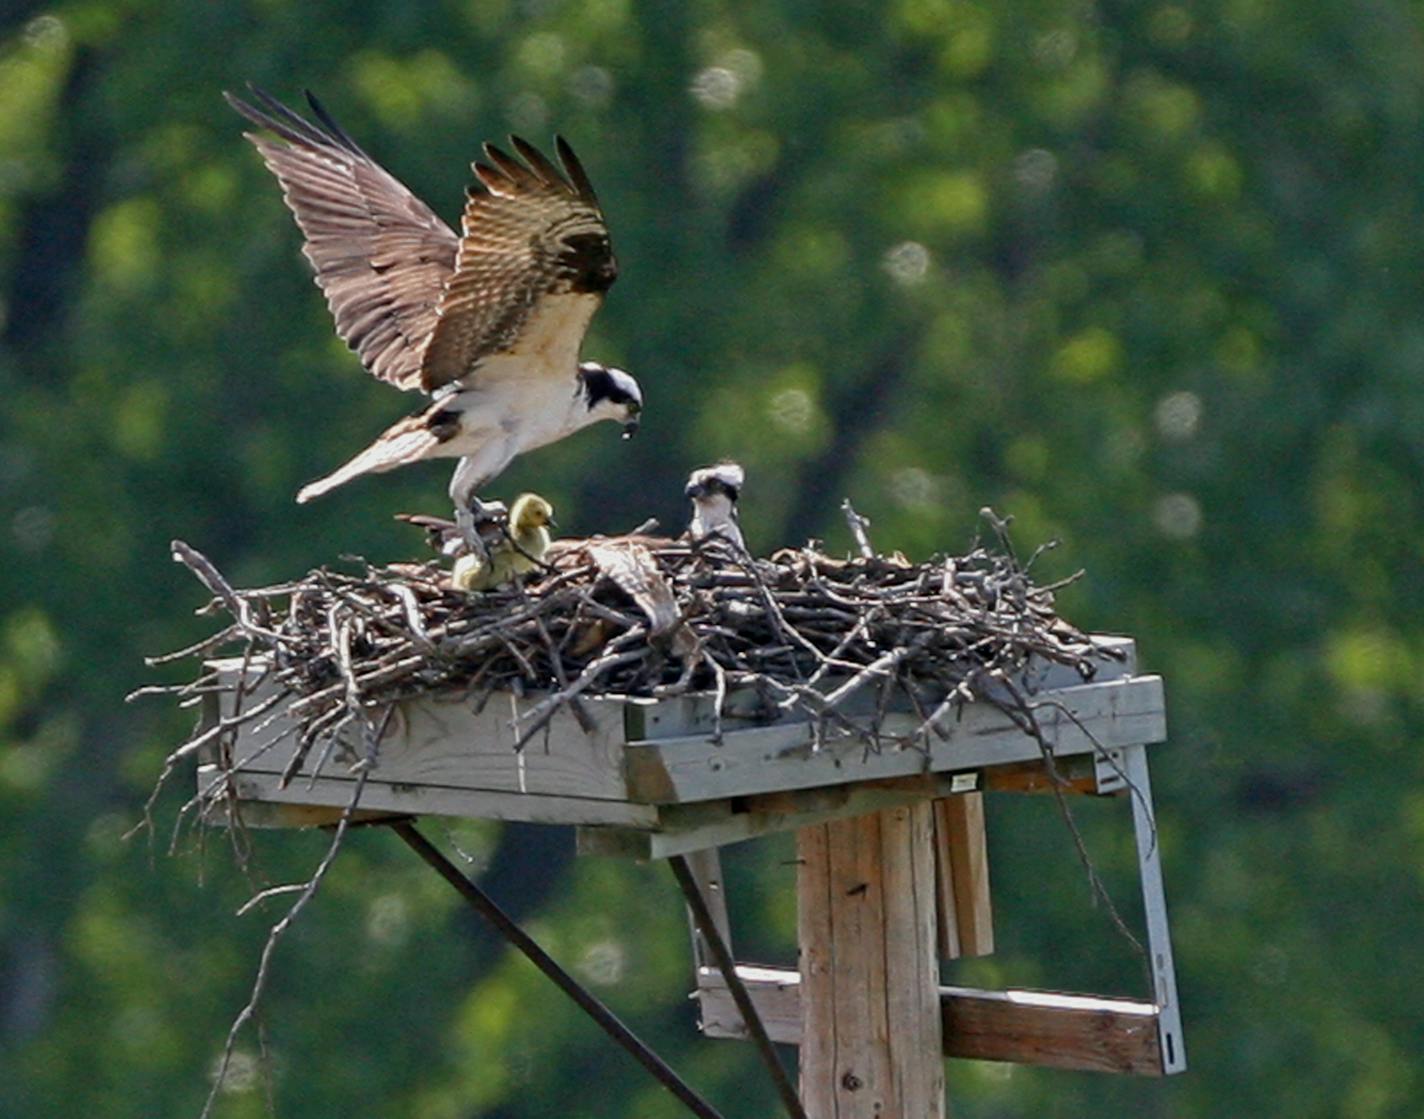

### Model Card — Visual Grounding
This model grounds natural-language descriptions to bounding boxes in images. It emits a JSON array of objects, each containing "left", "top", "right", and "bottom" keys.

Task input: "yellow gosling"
[{"left": 452, "top": 493, "right": 556, "bottom": 592}]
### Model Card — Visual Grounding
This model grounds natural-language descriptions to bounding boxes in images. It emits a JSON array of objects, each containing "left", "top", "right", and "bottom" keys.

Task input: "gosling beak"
[{"left": 547, "top": 515, "right": 559, "bottom": 530}]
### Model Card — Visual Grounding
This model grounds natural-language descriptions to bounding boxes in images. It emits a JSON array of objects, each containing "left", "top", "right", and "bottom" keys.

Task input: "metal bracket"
[
  {"left": 1094, "top": 746, "right": 1128, "bottom": 794},
  {"left": 1123, "top": 743, "right": 1187, "bottom": 1073}
]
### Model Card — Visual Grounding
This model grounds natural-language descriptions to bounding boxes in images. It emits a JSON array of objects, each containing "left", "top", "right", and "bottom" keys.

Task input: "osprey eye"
[{"left": 627, "top": 400, "right": 642, "bottom": 415}]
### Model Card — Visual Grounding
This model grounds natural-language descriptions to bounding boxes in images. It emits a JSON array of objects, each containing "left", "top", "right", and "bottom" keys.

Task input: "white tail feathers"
[{"left": 295, "top": 421, "right": 441, "bottom": 503}]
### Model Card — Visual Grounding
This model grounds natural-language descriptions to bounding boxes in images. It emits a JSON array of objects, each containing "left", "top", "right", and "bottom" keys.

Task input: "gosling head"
[{"left": 509, "top": 492, "right": 556, "bottom": 534}]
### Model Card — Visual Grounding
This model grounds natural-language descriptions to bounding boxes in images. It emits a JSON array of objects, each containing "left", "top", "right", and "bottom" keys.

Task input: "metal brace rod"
[
  {"left": 390, "top": 822, "right": 727, "bottom": 1119},
  {"left": 670, "top": 855, "right": 808, "bottom": 1119},
  {"left": 1122, "top": 744, "right": 1187, "bottom": 1073}
]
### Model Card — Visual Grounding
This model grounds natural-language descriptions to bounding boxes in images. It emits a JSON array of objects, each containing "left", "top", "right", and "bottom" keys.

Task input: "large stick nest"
[{"left": 150, "top": 511, "right": 1111, "bottom": 792}]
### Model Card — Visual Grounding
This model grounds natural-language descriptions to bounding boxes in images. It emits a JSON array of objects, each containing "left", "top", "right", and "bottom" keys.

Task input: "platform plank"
[
  {"left": 205, "top": 665, "right": 632, "bottom": 801},
  {"left": 621, "top": 636, "right": 1139, "bottom": 743},
  {"left": 625, "top": 675, "right": 1165, "bottom": 805},
  {"left": 201, "top": 640, "right": 1163, "bottom": 826},
  {"left": 200, "top": 765, "right": 659, "bottom": 828},
  {"left": 578, "top": 771, "right": 981, "bottom": 859}
]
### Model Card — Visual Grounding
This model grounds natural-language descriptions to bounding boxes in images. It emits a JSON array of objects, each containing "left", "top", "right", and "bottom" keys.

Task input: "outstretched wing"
[
  {"left": 419, "top": 136, "right": 617, "bottom": 393},
  {"left": 226, "top": 86, "right": 458, "bottom": 392}
]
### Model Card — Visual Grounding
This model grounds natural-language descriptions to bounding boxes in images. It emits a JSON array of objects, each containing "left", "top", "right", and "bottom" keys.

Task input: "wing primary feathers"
[
  {"left": 228, "top": 85, "right": 460, "bottom": 392},
  {"left": 225, "top": 88, "right": 316, "bottom": 150},
  {"left": 240, "top": 84, "right": 336, "bottom": 149},
  {"left": 472, "top": 161, "right": 507, "bottom": 193},
  {"left": 555, "top": 135, "right": 599, "bottom": 204},
  {"left": 510, "top": 135, "right": 571, "bottom": 191},
  {"left": 302, "top": 88, "right": 368, "bottom": 158},
  {"left": 481, "top": 143, "right": 538, "bottom": 190},
  {"left": 229, "top": 84, "right": 366, "bottom": 164},
  {"left": 470, "top": 136, "right": 595, "bottom": 201}
]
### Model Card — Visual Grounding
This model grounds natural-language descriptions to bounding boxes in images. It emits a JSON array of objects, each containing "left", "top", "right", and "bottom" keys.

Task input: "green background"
[{"left": 3, "top": 1, "right": 1422, "bottom": 1115}]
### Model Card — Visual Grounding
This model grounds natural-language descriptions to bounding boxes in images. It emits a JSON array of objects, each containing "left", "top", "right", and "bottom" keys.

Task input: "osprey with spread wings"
[{"left": 227, "top": 87, "right": 641, "bottom": 540}]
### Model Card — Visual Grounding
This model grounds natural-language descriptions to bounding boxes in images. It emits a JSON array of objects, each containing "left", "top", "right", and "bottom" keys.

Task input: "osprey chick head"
[
  {"left": 578, "top": 362, "right": 642, "bottom": 438},
  {"left": 686, "top": 461, "right": 746, "bottom": 550},
  {"left": 684, "top": 462, "right": 744, "bottom": 502}
]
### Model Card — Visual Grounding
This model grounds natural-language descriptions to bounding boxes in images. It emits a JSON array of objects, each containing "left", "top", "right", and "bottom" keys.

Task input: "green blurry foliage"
[{"left": 2, "top": 1, "right": 1424, "bottom": 1116}]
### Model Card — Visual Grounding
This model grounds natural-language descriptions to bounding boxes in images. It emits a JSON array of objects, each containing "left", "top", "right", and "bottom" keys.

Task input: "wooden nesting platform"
[
  {"left": 198, "top": 633, "right": 1185, "bottom": 1086},
  {"left": 200, "top": 636, "right": 1154, "bottom": 850}
]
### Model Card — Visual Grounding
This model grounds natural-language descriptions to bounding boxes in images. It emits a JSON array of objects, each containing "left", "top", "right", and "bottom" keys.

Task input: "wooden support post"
[
  {"left": 797, "top": 804, "right": 945, "bottom": 1118},
  {"left": 932, "top": 793, "right": 994, "bottom": 960}
]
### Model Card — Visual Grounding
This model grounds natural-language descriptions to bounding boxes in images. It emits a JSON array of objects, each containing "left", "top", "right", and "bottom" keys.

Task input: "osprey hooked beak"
[{"left": 621, "top": 401, "right": 641, "bottom": 439}]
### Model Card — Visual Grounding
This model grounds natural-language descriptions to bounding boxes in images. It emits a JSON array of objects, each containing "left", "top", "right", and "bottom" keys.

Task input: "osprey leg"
[
  {"left": 448, "top": 454, "right": 509, "bottom": 556},
  {"left": 453, "top": 499, "right": 508, "bottom": 560}
]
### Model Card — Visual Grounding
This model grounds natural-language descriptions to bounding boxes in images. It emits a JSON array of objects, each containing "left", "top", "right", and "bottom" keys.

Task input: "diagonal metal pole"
[
  {"left": 390, "top": 822, "right": 726, "bottom": 1119},
  {"left": 669, "top": 855, "right": 809, "bottom": 1119}
]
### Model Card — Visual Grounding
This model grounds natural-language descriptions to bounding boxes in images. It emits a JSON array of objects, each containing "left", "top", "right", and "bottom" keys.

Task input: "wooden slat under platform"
[{"left": 695, "top": 965, "right": 1165, "bottom": 1077}]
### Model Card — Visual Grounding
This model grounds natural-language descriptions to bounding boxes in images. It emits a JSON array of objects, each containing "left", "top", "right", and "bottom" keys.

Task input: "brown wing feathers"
[
  {"left": 230, "top": 86, "right": 614, "bottom": 398},
  {"left": 476, "top": 136, "right": 596, "bottom": 203},
  {"left": 478, "top": 144, "right": 539, "bottom": 193},
  {"left": 417, "top": 136, "right": 615, "bottom": 392},
  {"left": 554, "top": 136, "right": 601, "bottom": 204},
  {"left": 226, "top": 86, "right": 459, "bottom": 391}
]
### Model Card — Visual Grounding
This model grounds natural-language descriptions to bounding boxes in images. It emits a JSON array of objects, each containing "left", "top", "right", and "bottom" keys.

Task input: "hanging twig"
[{"left": 200, "top": 764, "right": 370, "bottom": 1118}]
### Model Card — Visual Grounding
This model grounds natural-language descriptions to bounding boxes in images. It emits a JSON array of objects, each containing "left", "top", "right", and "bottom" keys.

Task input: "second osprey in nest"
[{"left": 227, "top": 86, "right": 641, "bottom": 541}]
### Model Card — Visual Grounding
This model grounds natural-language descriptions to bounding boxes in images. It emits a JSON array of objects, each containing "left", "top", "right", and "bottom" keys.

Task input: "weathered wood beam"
[
  {"left": 578, "top": 771, "right": 979, "bottom": 859},
  {"left": 202, "top": 766, "right": 660, "bottom": 828},
  {"left": 696, "top": 966, "right": 1167, "bottom": 1077},
  {"left": 626, "top": 675, "right": 1165, "bottom": 805},
  {"left": 620, "top": 635, "right": 1140, "bottom": 745},
  {"left": 797, "top": 806, "right": 944, "bottom": 1117},
  {"left": 198, "top": 798, "right": 400, "bottom": 829},
  {"left": 202, "top": 677, "right": 635, "bottom": 800},
  {"left": 982, "top": 756, "right": 1100, "bottom": 794},
  {"left": 933, "top": 793, "right": 994, "bottom": 959}
]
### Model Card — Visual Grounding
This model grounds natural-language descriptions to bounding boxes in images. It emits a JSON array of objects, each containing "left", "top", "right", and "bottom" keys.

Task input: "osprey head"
[
  {"left": 684, "top": 462, "right": 745, "bottom": 502},
  {"left": 578, "top": 362, "right": 642, "bottom": 438}
]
